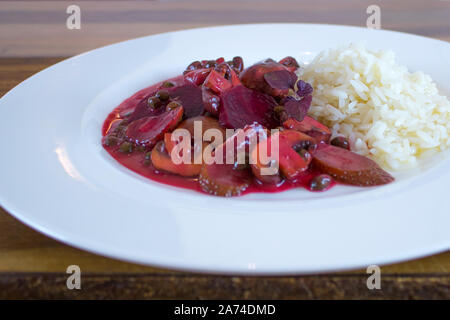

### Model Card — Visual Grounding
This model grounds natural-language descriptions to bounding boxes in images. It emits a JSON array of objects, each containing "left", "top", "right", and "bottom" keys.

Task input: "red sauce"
[{"left": 102, "top": 75, "right": 335, "bottom": 196}]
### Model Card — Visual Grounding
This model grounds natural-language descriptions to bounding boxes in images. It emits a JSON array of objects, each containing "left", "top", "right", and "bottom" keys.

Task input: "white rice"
[{"left": 300, "top": 43, "right": 450, "bottom": 170}]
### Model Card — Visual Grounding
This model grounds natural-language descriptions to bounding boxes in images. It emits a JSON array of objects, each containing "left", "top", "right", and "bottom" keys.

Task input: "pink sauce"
[{"left": 102, "top": 76, "right": 335, "bottom": 196}]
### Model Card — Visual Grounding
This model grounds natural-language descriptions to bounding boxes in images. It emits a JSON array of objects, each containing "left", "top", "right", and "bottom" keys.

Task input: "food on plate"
[
  {"left": 102, "top": 49, "right": 450, "bottom": 197},
  {"left": 312, "top": 144, "right": 394, "bottom": 186},
  {"left": 302, "top": 43, "right": 450, "bottom": 170}
]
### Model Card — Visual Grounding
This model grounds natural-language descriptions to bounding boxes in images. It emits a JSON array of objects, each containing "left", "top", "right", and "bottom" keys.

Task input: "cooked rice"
[{"left": 300, "top": 43, "right": 450, "bottom": 170}]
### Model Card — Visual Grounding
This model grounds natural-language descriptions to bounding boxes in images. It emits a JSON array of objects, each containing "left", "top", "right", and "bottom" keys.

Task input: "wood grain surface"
[
  {"left": 1, "top": 0, "right": 450, "bottom": 57},
  {"left": 0, "top": 0, "right": 449, "bottom": 299}
]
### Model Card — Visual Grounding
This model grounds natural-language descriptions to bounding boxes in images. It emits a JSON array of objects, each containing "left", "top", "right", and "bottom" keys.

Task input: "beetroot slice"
[
  {"left": 199, "top": 163, "right": 252, "bottom": 197},
  {"left": 240, "top": 59, "right": 292, "bottom": 98},
  {"left": 167, "top": 83, "right": 203, "bottom": 118},
  {"left": 184, "top": 68, "right": 211, "bottom": 86},
  {"left": 312, "top": 144, "right": 394, "bottom": 186},
  {"left": 125, "top": 106, "right": 183, "bottom": 149},
  {"left": 219, "top": 85, "right": 278, "bottom": 129},
  {"left": 204, "top": 69, "right": 232, "bottom": 94},
  {"left": 202, "top": 86, "right": 221, "bottom": 116},
  {"left": 263, "top": 70, "right": 297, "bottom": 93},
  {"left": 127, "top": 93, "right": 165, "bottom": 122}
]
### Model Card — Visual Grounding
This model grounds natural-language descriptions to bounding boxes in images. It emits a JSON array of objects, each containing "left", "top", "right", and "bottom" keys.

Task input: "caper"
[
  {"left": 147, "top": 96, "right": 161, "bottom": 109},
  {"left": 203, "top": 60, "right": 217, "bottom": 69},
  {"left": 307, "top": 143, "right": 317, "bottom": 152},
  {"left": 103, "top": 136, "right": 118, "bottom": 146},
  {"left": 185, "top": 61, "right": 202, "bottom": 72},
  {"left": 112, "top": 119, "right": 128, "bottom": 134},
  {"left": 293, "top": 140, "right": 312, "bottom": 152},
  {"left": 274, "top": 105, "right": 288, "bottom": 122},
  {"left": 279, "top": 56, "right": 300, "bottom": 69},
  {"left": 143, "top": 154, "right": 151, "bottom": 166},
  {"left": 310, "top": 174, "right": 333, "bottom": 191},
  {"left": 234, "top": 163, "right": 249, "bottom": 170},
  {"left": 232, "top": 56, "right": 244, "bottom": 72},
  {"left": 155, "top": 90, "right": 170, "bottom": 101},
  {"left": 274, "top": 105, "right": 285, "bottom": 114},
  {"left": 215, "top": 63, "right": 228, "bottom": 75},
  {"left": 331, "top": 136, "right": 350, "bottom": 150},
  {"left": 166, "top": 101, "right": 181, "bottom": 111},
  {"left": 118, "top": 119, "right": 128, "bottom": 127},
  {"left": 297, "top": 149, "right": 312, "bottom": 163},
  {"left": 233, "top": 154, "right": 250, "bottom": 170},
  {"left": 114, "top": 125, "right": 126, "bottom": 134},
  {"left": 136, "top": 145, "right": 146, "bottom": 152},
  {"left": 119, "top": 141, "right": 133, "bottom": 153},
  {"left": 161, "top": 81, "right": 175, "bottom": 88}
]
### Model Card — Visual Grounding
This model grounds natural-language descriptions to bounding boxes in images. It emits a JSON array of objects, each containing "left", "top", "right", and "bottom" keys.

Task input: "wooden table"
[{"left": 0, "top": 0, "right": 449, "bottom": 299}]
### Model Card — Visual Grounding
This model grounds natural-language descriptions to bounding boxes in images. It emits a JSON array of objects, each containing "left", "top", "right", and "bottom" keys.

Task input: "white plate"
[{"left": 0, "top": 24, "right": 449, "bottom": 275}]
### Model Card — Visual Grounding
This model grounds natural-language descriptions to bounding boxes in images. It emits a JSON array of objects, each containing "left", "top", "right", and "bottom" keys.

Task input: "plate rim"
[{"left": 1, "top": 23, "right": 449, "bottom": 275}]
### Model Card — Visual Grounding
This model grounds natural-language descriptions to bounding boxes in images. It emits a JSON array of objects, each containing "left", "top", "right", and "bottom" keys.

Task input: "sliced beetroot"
[
  {"left": 312, "top": 144, "right": 394, "bottom": 186},
  {"left": 167, "top": 83, "right": 203, "bottom": 118},
  {"left": 198, "top": 163, "right": 252, "bottom": 197},
  {"left": 219, "top": 85, "right": 278, "bottom": 129},
  {"left": 240, "top": 59, "right": 298, "bottom": 98},
  {"left": 263, "top": 70, "right": 298, "bottom": 97},
  {"left": 204, "top": 69, "right": 232, "bottom": 94},
  {"left": 125, "top": 106, "right": 183, "bottom": 149},
  {"left": 296, "top": 80, "right": 313, "bottom": 97},
  {"left": 127, "top": 93, "right": 165, "bottom": 122},
  {"left": 184, "top": 68, "right": 211, "bottom": 86},
  {"left": 202, "top": 87, "right": 221, "bottom": 116},
  {"left": 240, "top": 59, "right": 284, "bottom": 85}
]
